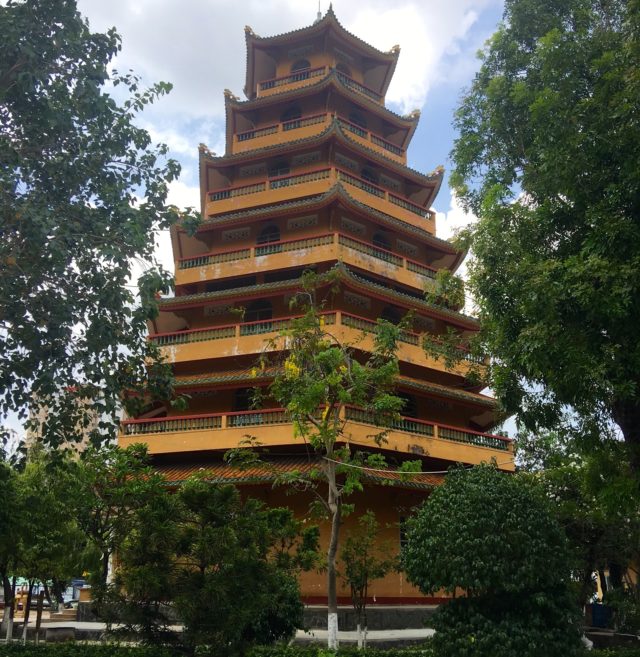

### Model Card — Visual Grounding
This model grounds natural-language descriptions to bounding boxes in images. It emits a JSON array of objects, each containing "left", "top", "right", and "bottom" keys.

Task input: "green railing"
[
  {"left": 179, "top": 248, "right": 251, "bottom": 270},
  {"left": 227, "top": 409, "right": 289, "bottom": 427},
  {"left": 151, "top": 326, "right": 235, "bottom": 346},
  {"left": 370, "top": 134, "right": 403, "bottom": 156},
  {"left": 282, "top": 113, "right": 327, "bottom": 131},
  {"left": 335, "top": 71, "right": 382, "bottom": 102},
  {"left": 269, "top": 168, "right": 331, "bottom": 190},
  {"left": 255, "top": 233, "right": 333, "bottom": 257},
  {"left": 439, "top": 426, "right": 510, "bottom": 451},
  {"left": 259, "top": 67, "right": 325, "bottom": 91},
  {"left": 406, "top": 259, "right": 437, "bottom": 279},
  {"left": 237, "top": 124, "right": 278, "bottom": 142},
  {"left": 338, "top": 234, "right": 403, "bottom": 266},
  {"left": 337, "top": 169, "right": 385, "bottom": 198},
  {"left": 388, "top": 193, "right": 427, "bottom": 218},
  {"left": 341, "top": 313, "right": 419, "bottom": 346},
  {"left": 210, "top": 182, "right": 266, "bottom": 201},
  {"left": 122, "top": 414, "right": 222, "bottom": 435}
]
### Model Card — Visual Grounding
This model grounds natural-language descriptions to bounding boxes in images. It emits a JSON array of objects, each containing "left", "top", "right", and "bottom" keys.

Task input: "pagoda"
[{"left": 120, "top": 7, "right": 514, "bottom": 604}]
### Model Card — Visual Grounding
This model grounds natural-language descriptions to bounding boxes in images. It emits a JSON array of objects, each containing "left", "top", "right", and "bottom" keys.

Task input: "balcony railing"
[
  {"left": 341, "top": 312, "right": 420, "bottom": 346},
  {"left": 335, "top": 71, "right": 383, "bottom": 102},
  {"left": 258, "top": 66, "right": 326, "bottom": 92},
  {"left": 122, "top": 406, "right": 512, "bottom": 452},
  {"left": 208, "top": 167, "right": 431, "bottom": 220},
  {"left": 178, "top": 232, "right": 439, "bottom": 282},
  {"left": 344, "top": 407, "right": 511, "bottom": 451},
  {"left": 234, "top": 112, "right": 404, "bottom": 160},
  {"left": 149, "top": 312, "right": 337, "bottom": 347}
]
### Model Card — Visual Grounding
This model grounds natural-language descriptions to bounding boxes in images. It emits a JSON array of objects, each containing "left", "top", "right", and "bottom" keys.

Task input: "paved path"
[{"left": 297, "top": 628, "right": 435, "bottom": 642}]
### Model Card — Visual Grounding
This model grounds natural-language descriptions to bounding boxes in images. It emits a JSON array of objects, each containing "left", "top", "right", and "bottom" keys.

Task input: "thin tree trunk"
[
  {"left": 35, "top": 590, "right": 45, "bottom": 644},
  {"left": 22, "top": 580, "right": 34, "bottom": 642},
  {"left": 5, "top": 576, "right": 16, "bottom": 641},
  {"left": 1, "top": 572, "right": 11, "bottom": 633},
  {"left": 326, "top": 461, "right": 342, "bottom": 650}
]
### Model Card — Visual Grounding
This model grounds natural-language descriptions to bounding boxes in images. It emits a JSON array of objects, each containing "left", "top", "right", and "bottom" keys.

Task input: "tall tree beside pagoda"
[
  {"left": 450, "top": 0, "right": 640, "bottom": 470},
  {"left": 0, "top": 0, "right": 197, "bottom": 446}
]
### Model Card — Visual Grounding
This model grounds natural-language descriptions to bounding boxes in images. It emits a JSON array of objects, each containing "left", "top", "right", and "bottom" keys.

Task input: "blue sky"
[{"left": 76, "top": 0, "right": 505, "bottom": 260}]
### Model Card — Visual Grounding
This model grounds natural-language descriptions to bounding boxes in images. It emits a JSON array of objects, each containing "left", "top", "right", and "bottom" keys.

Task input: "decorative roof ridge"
[
  {"left": 202, "top": 119, "right": 440, "bottom": 186},
  {"left": 194, "top": 184, "right": 461, "bottom": 257},
  {"left": 245, "top": 8, "right": 399, "bottom": 62},
  {"left": 172, "top": 369, "right": 496, "bottom": 409},
  {"left": 227, "top": 70, "right": 419, "bottom": 124},
  {"left": 159, "top": 262, "right": 478, "bottom": 328}
]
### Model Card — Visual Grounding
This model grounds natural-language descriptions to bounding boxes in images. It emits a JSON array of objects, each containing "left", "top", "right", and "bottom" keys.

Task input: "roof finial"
[{"left": 315, "top": 0, "right": 322, "bottom": 24}]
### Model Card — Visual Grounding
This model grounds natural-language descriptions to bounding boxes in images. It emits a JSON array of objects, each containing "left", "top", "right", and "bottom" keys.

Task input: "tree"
[
  {"left": 173, "top": 478, "right": 309, "bottom": 657},
  {"left": 0, "top": 456, "right": 19, "bottom": 639},
  {"left": 449, "top": 0, "right": 640, "bottom": 470},
  {"left": 260, "top": 272, "right": 416, "bottom": 649},
  {"left": 76, "top": 444, "right": 162, "bottom": 587},
  {"left": 340, "top": 510, "right": 395, "bottom": 649},
  {"left": 517, "top": 430, "right": 640, "bottom": 627},
  {"left": 403, "top": 465, "right": 583, "bottom": 657},
  {"left": 0, "top": 0, "right": 197, "bottom": 446}
]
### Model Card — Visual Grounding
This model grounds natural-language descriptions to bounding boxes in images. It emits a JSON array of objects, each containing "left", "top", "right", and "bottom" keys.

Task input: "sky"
[{"left": 76, "top": 0, "right": 506, "bottom": 269}]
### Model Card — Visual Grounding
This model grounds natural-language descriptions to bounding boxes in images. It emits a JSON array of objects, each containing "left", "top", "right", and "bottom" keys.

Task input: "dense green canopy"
[
  {"left": 0, "top": 0, "right": 193, "bottom": 445},
  {"left": 451, "top": 0, "right": 640, "bottom": 468}
]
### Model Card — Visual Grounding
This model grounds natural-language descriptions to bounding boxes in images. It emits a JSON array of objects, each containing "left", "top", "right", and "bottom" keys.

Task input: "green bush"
[
  {"left": 247, "top": 646, "right": 436, "bottom": 657},
  {"left": 0, "top": 646, "right": 174, "bottom": 657}
]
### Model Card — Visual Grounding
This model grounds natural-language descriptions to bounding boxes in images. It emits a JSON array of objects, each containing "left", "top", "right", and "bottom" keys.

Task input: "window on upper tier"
[
  {"left": 336, "top": 62, "right": 352, "bottom": 78},
  {"left": 380, "top": 305, "right": 402, "bottom": 326},
  {"left": 268, "top": 161, "right": 290, "bottom": 178},
  {"left": 397, "top": 392, "right": 418, "bottom": 418},
  {"left": 361, "top": 166, "right": 379, "bottom": 185},
  {"left": 256, "top": 224, "right": 280, "bottom": 245},
  {"left": 245, "top": 299, "right": 273, "bottom": 323},
  {"left": 348, "top": 109, "right": 367, "bottom": 130},
  {"left": 372, "top": 231, "right": 391, "bottom": 251},
  {"left": 291, "top": 59, "right": 311, "bottom": 72},
  {"left": 281, "top": 105, "right": 302, "bottom": 126}
]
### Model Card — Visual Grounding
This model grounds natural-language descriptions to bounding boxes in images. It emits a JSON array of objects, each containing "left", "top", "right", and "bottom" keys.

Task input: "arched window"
[
  {"left": 245, "top": 299, "right": 273, "bottom": 323},
  {"left": 380, "top": 305, "right": 402, "bottom": 325},
  {"left": 291, "top": 59, "right": 311, "bottom": 73}
]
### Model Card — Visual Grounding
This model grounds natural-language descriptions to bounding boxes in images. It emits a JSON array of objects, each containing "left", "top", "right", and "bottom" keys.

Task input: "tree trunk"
[
  {"left": 326, "top": 461, "right": 342, "bottom": 650},
  {"left": 35, "top": 590, "right": 45, "bottom": 644},
  {"left": 612, "top": 399, "right": 640, "bottom": 474},
  {"left": 1, "top": 572, "right": 11, "bottom": 633},
  {"left": 5, "top": 576, "right": 16, "bottom": 641},
  {"left": 101, "top": 551, "right": 110, "bottom": 585},
  {"left": 22, "top": 580, "right": 34, "bottom": 642}
]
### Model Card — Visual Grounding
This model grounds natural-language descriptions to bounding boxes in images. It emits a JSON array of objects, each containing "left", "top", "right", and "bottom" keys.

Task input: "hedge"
[{"left": 0, "top": 646, "right": 174, "bottom": 657}]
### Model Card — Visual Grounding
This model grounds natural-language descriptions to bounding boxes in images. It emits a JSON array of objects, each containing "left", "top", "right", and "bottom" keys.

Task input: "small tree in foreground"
[
  {"left": 261, "top": 272, "right": 418, "bottom": 649},
  {"left": 340, "top": 510, "right": 395, "bottom": 648},
  {"left": 403, "top": 465, "right": 583, "bottom": 657}
]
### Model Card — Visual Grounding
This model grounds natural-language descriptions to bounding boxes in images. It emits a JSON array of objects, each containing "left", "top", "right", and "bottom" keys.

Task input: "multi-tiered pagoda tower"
[{"left": 120, "top": 8, "right": 514, "bottom": 604}]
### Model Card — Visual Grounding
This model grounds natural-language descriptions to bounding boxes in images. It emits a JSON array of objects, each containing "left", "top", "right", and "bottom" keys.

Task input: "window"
[
  {"left": 372, "top": 232, "right": 391, "bottom": 251},
  {"left": 257, "top": 224, "right": 280, "bottom": 245},
  {"left": 269, "top": 161, "right": 290, "bottom": 179},
  {"left": 244, "top": 299, "right": 273, "bottom": 323},
  {"left": 348, "top": 109, "right": 367, "bottom": 130},
  {"left": 281, "top": 105, "right": 302, "bottom": 128},
  {"left": 361, "top": 167, "right": 379, "bottom": 185},
  {"left": 291, "top": 59, "right": 310, "bottom": 72}
]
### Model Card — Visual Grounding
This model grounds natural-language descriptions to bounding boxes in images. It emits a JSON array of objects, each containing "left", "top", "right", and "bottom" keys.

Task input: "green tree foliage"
[
  {"left": 518, "top": 431, "right": 640, "bottom": 626},
  {"left": 0, "top": 0, "right": 198, "bottom": 446},
  {"left": 340, "top": 510, "right": 396, "bottom": 648},
  {"left": 449, "top": 0, "right": 640, "bottom": 469},
  {"left": 258, "top": 273, "right": 415, "bottom": 648},
  {"left": 403, "top": 465, "right": 583, "bottom": 657},
  {"left": 174, "top": 479, "right": 306, "bottom": 656}
]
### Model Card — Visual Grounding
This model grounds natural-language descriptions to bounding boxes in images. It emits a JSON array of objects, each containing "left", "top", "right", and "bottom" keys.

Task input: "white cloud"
[{"left": 78, "top": 0, "right": 500, "bottom": 119}]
